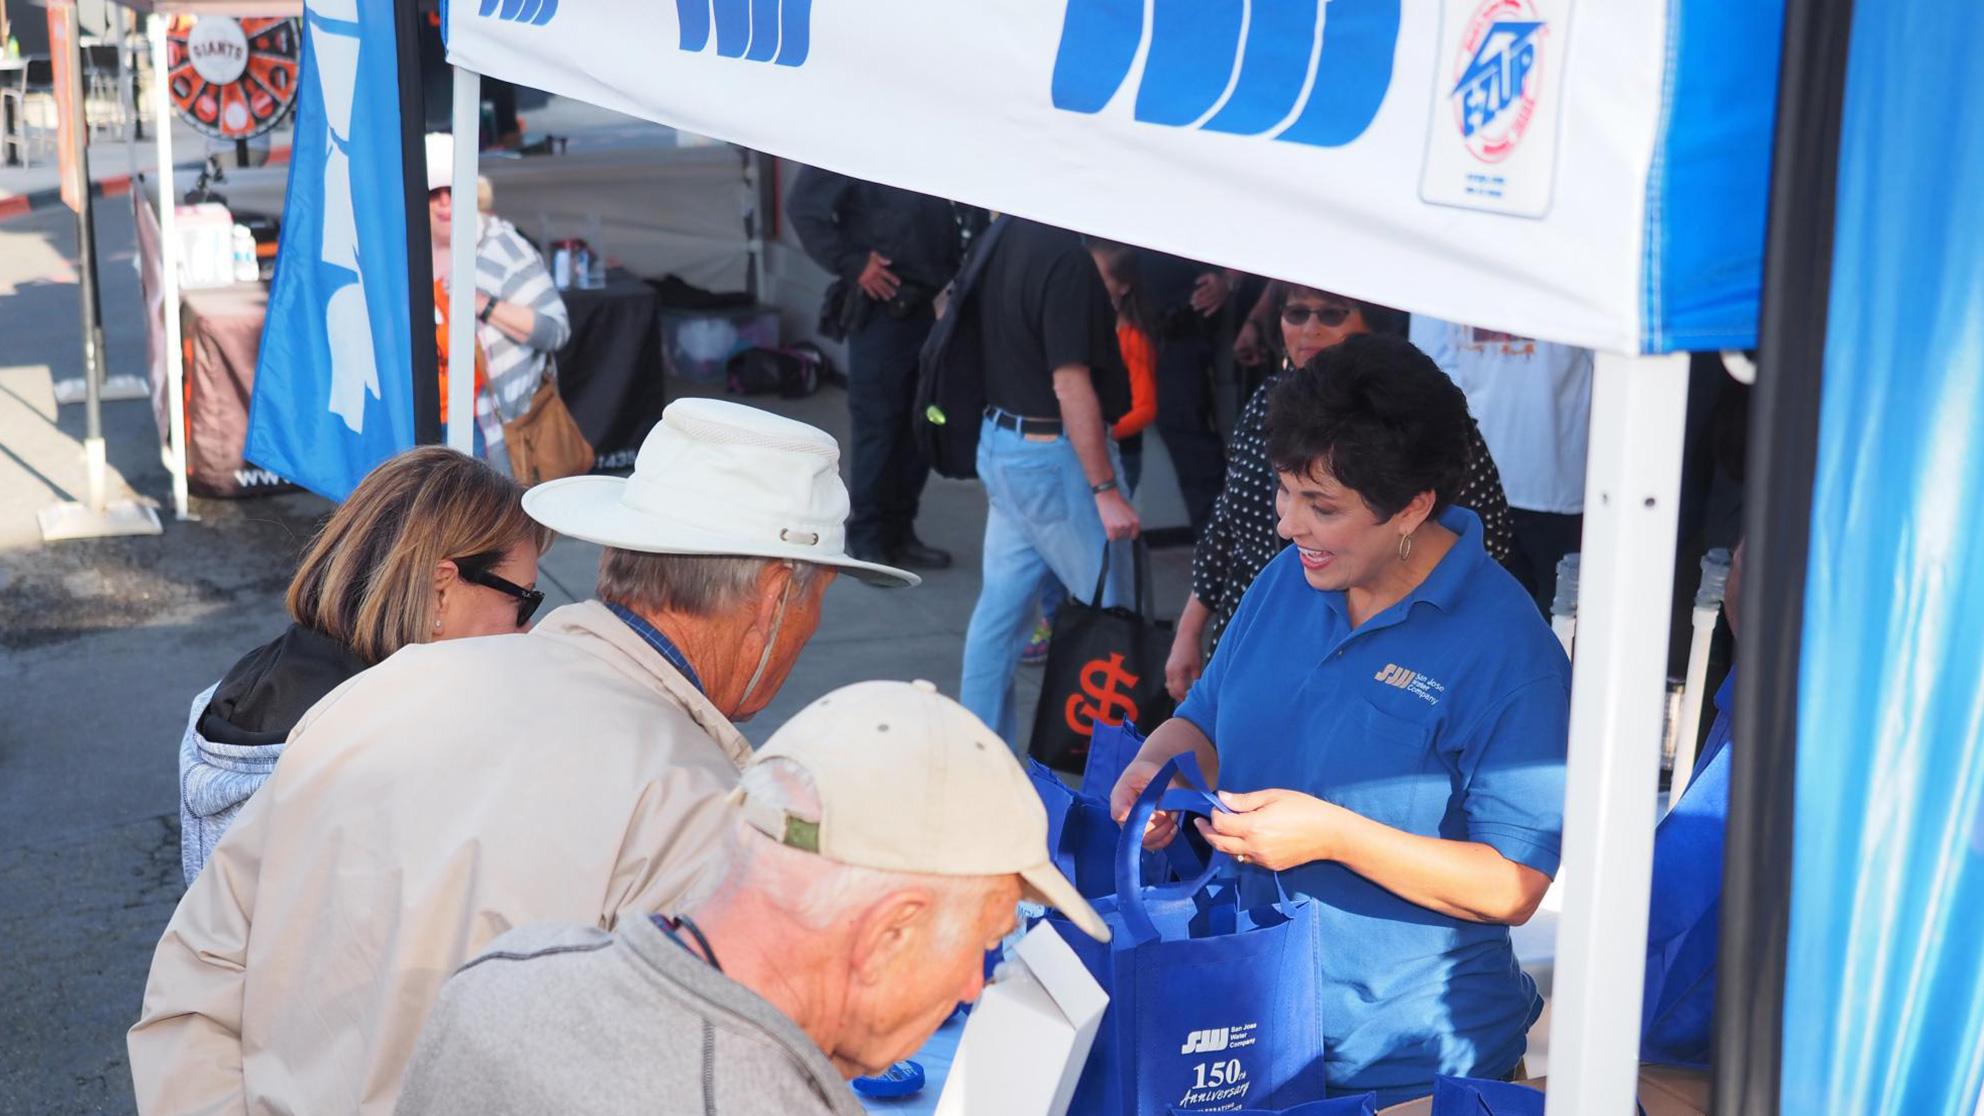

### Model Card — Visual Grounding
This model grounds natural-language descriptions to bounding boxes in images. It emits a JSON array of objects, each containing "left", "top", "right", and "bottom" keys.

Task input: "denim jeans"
[
  {"left": 960, "top": 417, "right": 1132, "bottom": 746},
  {"left": 845, "top": 309, "right": 935, "bottom": 553}
]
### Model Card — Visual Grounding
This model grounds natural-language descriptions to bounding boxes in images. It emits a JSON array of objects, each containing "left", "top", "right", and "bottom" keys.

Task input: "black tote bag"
[{"left": 1029, "top": 540, "right": 1176, "bottom": 773}]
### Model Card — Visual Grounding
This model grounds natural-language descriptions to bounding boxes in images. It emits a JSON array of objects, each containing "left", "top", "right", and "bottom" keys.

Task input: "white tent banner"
[{"left": 447, "top": 0, "right": 1765, "bottom": 354}]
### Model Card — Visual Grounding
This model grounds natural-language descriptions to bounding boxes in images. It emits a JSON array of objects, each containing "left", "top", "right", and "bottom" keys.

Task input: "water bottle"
[{"left": 231, "top": 225, "right": 258, "bottom": 283}]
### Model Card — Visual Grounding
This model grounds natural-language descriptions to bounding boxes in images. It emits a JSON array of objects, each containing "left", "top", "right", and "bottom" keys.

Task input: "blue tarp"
[{"left": 1783, "top": 0, "right": 1984, "bottom": 1109}]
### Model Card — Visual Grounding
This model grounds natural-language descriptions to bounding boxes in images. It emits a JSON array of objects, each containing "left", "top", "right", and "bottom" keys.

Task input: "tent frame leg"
[
  {"left": 150, "top": 13, "right": 191, "bottom": 522},
  {"left": 1544, "top": 351, "right": 1689, "bottom": 1116},
  {"left": 445, "top": 65, "right": 479, "bottom": 455}
]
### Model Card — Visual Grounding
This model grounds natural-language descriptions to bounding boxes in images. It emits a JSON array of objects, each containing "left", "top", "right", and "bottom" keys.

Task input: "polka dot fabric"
[{"left": 1191, "top": 363, "right": 1518, "bottom": 650}]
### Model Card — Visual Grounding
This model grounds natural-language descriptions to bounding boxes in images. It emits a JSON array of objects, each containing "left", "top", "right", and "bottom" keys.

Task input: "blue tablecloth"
[{"left": 857, "top": 1018, "right": 964, "bottom": 1115}]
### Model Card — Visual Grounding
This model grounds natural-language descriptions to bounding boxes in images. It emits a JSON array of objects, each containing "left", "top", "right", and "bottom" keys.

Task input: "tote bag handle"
[
  {"left": 1086, "top": 536, "right": 1155, "bottom": 618},
  {"left": 1114, "top": 752, "right": 1233, "bottom": 943}
]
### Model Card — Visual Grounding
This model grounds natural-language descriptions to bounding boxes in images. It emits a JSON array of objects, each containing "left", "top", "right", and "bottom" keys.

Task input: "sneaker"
[{"left": 1021, "top": 617, "right": 1052, "bottom": 666}]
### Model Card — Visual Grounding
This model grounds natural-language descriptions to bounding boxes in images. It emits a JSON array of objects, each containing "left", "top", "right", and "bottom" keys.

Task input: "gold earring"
[{"left": 1398, "top": 533, "right": 1414, "bottom": 562}]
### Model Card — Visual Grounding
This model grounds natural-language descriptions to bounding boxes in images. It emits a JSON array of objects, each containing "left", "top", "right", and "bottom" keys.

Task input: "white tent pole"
[
  {"left": 445, "top": 65, "right": 479, "bottom": 454},
  {"left": 1544, "top": 351, "right": 1688, "bottom": 1116},
  {"left": 150, "top": 13, "right": 190, "bottom": 521}
]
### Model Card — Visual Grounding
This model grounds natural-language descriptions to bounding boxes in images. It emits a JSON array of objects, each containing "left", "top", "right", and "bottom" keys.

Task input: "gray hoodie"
[{"left": 395, "top": 918, "right": 869, "bottom": 1116}]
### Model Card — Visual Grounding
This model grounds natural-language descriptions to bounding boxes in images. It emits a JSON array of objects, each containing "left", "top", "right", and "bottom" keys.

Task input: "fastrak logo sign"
[
  {"left": 674, "top": 0, "right": 813, "bottom": 67},
  {"left": 1050, "top": 0, "right": 1401, "bottom": 148},
  {"left": 477, "top": 0, "right": 558, "bottom": 29}
]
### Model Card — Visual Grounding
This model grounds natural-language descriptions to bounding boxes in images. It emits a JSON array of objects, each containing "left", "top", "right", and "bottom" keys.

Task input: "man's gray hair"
[
  {"left": 683, "top": 760, "right": 1000, "bottom": 948},
  {"left": 597, "top": 550, "right": 824, "bottom": 618}
]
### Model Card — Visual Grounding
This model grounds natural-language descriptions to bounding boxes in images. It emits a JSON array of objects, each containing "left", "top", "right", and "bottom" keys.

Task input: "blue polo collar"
[
  {"left": 1320, "top": 505, "right": 1488, "bottom": 637},
  {"left": 1411, "top": 505, "right": 1488, "bottom": 614},
  {"left": 606, "top": 602, "right": 705, "bottom": 696}
]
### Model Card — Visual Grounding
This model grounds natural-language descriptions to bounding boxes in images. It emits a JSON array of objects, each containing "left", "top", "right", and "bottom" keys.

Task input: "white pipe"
[
  {"left": 1669, "top": 549, "right": 1732, "bottom": 805},
  {"left": 1543, "top": 351, "right": 1689, "bottom": 1116},
  {"left": 1549, "top": 551, "right": 1581, "bottom": 659},
  {"left": 445, "top": 66, "right": 480, "bottom": 454},
  {"left": 150, "top": 14, "right": 190, "bottom": 521},
  {"left": 1670, "top": 607, "right": 1719, "bottom": 804},
  {"left": 1551, "top": 613, "right": 1577, "bottom": 660}
]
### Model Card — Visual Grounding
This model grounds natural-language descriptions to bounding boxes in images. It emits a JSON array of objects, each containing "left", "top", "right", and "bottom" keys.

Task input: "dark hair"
[
  {"left": 1269, "top": 283, "right": 1409, "bottom": 360},
  {"left": 1264, "top": 333, "right": 1472, "bottom": 521},
  {"left": 1080, "top": 236, "right": 1156, "bottom": 337}
]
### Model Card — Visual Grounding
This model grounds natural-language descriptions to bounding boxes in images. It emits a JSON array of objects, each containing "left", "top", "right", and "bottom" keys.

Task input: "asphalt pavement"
[{"left": 0, "top": 160, "right": 1192, "bottom": 1112}]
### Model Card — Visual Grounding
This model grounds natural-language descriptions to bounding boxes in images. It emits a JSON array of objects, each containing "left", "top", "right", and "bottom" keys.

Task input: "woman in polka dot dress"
[{"left": 1165, "top": 284, "right": 1517, "bottom": 700}]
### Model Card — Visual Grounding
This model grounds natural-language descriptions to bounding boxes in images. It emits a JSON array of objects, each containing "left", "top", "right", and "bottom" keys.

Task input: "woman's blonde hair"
[{"left": 286, "top": 447, "right": 555, "bottom": 664}]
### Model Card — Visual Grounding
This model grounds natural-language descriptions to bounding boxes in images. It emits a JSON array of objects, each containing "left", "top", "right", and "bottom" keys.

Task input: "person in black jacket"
[
  {"left": 787, "top": 169, "right": 967, "bottom": 570},
  {"left": 177, "top": 448, "right": 552, "bottom": 883}
]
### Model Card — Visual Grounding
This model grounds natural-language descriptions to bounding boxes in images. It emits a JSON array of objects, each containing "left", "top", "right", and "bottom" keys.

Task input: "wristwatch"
[
  {"left": 1090, "top": 479, "right": 1119, "bottom": 495},
  {"left": 477, "top": 298, "right": 497, "bottom": 323}
]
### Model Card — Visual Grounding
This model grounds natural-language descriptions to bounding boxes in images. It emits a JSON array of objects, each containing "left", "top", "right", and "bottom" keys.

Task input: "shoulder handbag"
[
  {"left": 1030, "top": 539, "right": 1175, "bottom": 773},
  {"left": 503, "top": 358, "right": 596, "bottom": 486},
  {"left": 914, "top": 214, "right": 1012, "bottom": 479}
]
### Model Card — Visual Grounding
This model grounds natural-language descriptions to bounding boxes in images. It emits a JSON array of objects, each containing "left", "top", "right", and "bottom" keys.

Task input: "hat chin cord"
[{"left": 738, "top": 567, "right": 797, "bottom": 713}]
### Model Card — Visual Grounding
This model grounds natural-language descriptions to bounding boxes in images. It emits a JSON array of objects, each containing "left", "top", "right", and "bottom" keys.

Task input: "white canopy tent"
[{"left": 442, "top": 3, "right": 1779, "bottom": 1112}]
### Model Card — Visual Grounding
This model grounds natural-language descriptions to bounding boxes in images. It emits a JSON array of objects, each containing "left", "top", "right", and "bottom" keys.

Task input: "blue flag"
[{"left": 246, "top": 0, "right": 416, "bottom": 501}]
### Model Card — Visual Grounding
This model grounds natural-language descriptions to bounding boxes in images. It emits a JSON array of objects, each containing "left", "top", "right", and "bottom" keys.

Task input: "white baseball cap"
[
  {"left": 734, "top": 679, "right": 1110, "bottom": 941},
  {"left": 522, "top": 398, "right": 917, "bottom": 588},
  {"left": 423, "top": 131, "right": 454, "bottom": 193}
]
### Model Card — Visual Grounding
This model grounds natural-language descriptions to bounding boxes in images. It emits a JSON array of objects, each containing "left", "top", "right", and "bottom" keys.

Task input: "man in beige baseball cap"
[
  {"left": 395, "top": 680, "right": 1107, "bottom": 1116},
  {"left": 131, "top": 400, "right": 917, "bottom": 1116}
]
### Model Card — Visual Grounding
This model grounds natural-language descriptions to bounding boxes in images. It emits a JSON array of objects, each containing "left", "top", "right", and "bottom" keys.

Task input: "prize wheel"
[{"left": 166, "top": 16, "right": 302, "bottom": 142}]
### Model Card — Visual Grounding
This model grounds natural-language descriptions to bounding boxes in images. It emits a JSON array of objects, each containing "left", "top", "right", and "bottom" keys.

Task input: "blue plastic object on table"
[
  {"left": 857, "top": 1019, "right": 963, "bottom": 1114},
  {"left": 852, "top": 1061, "right": 927, "bottom": 1099}
]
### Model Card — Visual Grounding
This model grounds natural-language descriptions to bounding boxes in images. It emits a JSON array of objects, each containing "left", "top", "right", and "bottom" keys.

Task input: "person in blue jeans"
[
  {"left": 958, "top": 218, "right": 1138, "bottom": 745},
  {"left": 1111, "top": 335, "right": 1570, "bottom": 1106}
]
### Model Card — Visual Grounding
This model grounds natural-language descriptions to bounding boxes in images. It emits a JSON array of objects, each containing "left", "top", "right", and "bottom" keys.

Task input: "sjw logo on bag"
[
  {"left": 1050, "top": 0, "right": 1401, "bottom": 148},
  {"left": 477, "top": 0, "right": 558, "bottom": 28},
  {"left": 674, "top": 0, "right": 813, "bottom": 67},
  {"left": 1180, "top": 1022, "right": 1258, "bottom": 1054}
]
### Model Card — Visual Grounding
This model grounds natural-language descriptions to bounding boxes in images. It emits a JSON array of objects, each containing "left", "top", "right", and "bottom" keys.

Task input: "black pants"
[
  {"left": 1506, "top": 508, "right": 1585, "bottom": 615},
  {"left": 845, "top": 309, "right": 935, "bottom": 553},
  {"left": 1154, "top": 330, "right": 1226, "bottom": 535}
]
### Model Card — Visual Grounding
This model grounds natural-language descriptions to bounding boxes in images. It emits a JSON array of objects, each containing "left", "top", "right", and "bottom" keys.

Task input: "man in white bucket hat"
[
  {"left": 130, "top": 400, "right": 915, "bottom": 1116},
  {"left": 397, "top": 680, "right": 1107, "bottom": 1115}
]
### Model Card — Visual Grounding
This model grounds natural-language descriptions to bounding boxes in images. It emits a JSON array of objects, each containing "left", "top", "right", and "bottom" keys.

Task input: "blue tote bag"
[
  {"left": 1080, "top": 718, "right": 1147, "bottom": 804},
  {"left": 1045, "top": 753, "right": 1327, "bottom": 1116},
  {"left": 1176, "top": 1097, "right": 1376, "bottom": 1116}
]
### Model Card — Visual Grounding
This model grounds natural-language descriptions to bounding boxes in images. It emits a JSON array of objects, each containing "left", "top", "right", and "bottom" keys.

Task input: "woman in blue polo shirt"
[{"left": 1112, "top": 334, "right": 1570, "bottom": 1106}]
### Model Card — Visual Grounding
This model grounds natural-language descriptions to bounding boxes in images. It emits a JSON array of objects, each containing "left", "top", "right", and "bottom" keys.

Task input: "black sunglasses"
[
  {"left": 454, "top": 560, "right": 545, "bottom": 627},
  {"left": 1281, "top": 304, "right": 1353, "bottom": 328}
]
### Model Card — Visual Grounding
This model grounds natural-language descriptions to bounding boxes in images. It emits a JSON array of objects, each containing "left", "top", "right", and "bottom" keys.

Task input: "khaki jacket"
[{"left": 128, "top": 602, "right": 753, "bottom": 1115}]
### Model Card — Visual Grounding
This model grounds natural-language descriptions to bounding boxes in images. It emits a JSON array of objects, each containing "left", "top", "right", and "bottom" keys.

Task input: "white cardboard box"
[{"left": 934, "top": 922, "right": 1109, "bottom": 1116}]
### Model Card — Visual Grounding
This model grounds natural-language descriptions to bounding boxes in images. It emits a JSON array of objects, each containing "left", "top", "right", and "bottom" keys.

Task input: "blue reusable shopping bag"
[
  {"left": 1028, "top": 758, "right": 1121, "bottom": 898},
  {"left": 1045, "top": 753, "right": 1327, "bottom": 1116},
  {"left": 1175, "top": 1096, "right": 1376, "bottom": 1116},
  {"left": 1429, "top": 1076, "right": 1642, "bottom": 1116},
  {"left": 1080, "top": 718, "right": 1147, "bottom": 803},
  {"left": 1640, "top": 734, "right": 1731, "bottom": 1067}
]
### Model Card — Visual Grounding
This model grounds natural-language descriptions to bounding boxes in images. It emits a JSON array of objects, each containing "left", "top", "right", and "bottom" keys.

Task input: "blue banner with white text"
[{"left": 246, "top": 0, "right": 416, "bottom": 502}]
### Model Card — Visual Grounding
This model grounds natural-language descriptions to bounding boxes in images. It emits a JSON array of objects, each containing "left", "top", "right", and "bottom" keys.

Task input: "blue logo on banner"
[
  {"left": 478, "top": 0, "right": 559, "bottom": 28},
  {"left": 1051, "top": 0, "right": 1400, "bottom": 147},
  {"left": 676, "top": 0, "right": 812, "bottom": 67},
  {"left": 246, "top": 0, "right": 417, "bottom": 502}
]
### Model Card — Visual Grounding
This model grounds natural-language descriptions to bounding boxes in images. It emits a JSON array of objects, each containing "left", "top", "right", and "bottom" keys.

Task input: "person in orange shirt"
[
  {"left": 434, "top": 277, "right": 487, "bottom": 427},
  {"left": 1024, "top": 238, "right": 1157, "bottom": 664}
]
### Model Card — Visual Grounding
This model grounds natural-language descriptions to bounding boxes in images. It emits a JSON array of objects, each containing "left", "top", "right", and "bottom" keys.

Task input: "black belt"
[{"left": 986, "top": 406, "right": 1063, "bottom": 437}]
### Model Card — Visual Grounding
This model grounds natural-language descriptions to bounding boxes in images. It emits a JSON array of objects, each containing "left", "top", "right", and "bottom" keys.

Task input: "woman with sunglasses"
[
  {"left": 1166, "top": 284, "right": 1515, "bottom": 701},
  {"left": 176, "top": 447, "right": 554, "bottom": 883}
]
